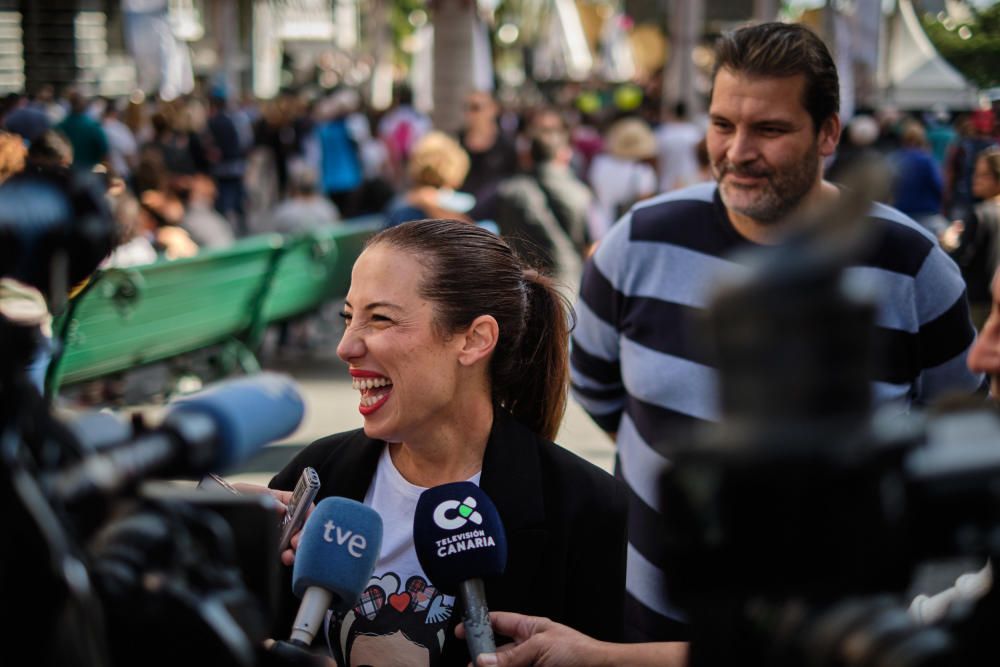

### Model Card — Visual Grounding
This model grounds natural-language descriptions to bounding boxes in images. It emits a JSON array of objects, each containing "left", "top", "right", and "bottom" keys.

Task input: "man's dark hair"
[
  {"left": 67, "top": 91, "right": 89, "bottom": 114},
  {"left": 673, "top": 101, "right": 688, "bottom": 120},
  {"left": 712, "top": 22, "right": 839, "bottom": 132}
]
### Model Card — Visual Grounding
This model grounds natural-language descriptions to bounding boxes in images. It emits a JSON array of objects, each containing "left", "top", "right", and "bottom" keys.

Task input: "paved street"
[{"left": 227, "top": 322, "right": 615, "bottom": 486}]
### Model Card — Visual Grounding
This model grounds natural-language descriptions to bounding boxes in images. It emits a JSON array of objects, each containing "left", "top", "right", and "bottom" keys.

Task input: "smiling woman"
[{"left": 268, "top": 219, "right": 628, "bottom": 667}]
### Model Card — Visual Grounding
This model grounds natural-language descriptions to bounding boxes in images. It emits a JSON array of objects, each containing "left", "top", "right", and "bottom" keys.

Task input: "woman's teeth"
[
  {"left": 361, "top": 392, "right": 388, "bottom": 407},
  {"left": 352, "top": 377, "right": 391, "bottom": 390}
]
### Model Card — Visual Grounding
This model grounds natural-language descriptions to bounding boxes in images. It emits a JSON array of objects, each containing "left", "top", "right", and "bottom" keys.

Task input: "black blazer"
[{"left": 270, "top": 408, "right": 627, "bottom": 666}]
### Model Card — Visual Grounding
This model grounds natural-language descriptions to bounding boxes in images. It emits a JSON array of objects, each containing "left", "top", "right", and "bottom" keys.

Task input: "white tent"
[{"left": 878, "top": 0, "right": 979, "bottom": 110}]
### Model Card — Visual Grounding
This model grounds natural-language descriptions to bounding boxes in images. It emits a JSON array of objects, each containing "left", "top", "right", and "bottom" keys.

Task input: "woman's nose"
[{"left": 336, "top": 326, "right": 365, "bottom": 363}]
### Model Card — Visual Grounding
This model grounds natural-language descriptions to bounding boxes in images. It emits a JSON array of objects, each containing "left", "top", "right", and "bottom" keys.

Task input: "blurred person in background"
[
  {"left": 873, "top": 106, "right": 903, "bottom": 154},
  {"left": 925, "top": 107, "right": 956, "bottom": 168},
  {"left": 459, "top": 90, "right": 518, "bottom": 222},
  {"left": 266, "top": 163, "right": 341, "bottom": 235},
  {"left": 253, "top": 92, "right": 302, "bottom": 198},
  {"left": 143, "top": 107, "right": 204, "bottom": 182},
  {"left": 568, "top": 93, "right": 605, "bottom": 178},
  {"left": 56, "top": 91, "right": 108, "bottom": 171},
  {"left": 138, "top": 187, "right": 198, "bottom": 260},
  {"left": 309, "top": 88, "right": 364, "bottom": 219},
  {"left": 825, "top": 113, "right": 881, "bottom": 184},
  {"left": 890, "top": 118, "right": 946, "bottom": 235},
  {"left": 101, "top": 98, "right": 138, "bottom": 183},
  {"left": 587, "top": 116, "right": 657, "bottom": 241},
  {"left": 205, "top": 91, "right": 252, "bottom": 236},
  {"left": 131, "top": 144, "right": 198, "bottom": 260},
  {"left": 378, "top": 83, "right": 431, "bottom": 188},
  {"left": 385, "top": 130, "right": 474, "bottom": 227},
  {"left": 941, "top": 147, "right": 1000, "bottom": 328},
  {"left": 944, "top": 110, "right": 998, "bottom": 221},
  {"left": 495, "top": 118, "right": 591, "bottom": 295},
  {"left": 3, "top": 92, "right": 50, "bottom": 143},
  {"left": 123, "top": 94, "right": 150, "bottom": 144},
  {"left": 133, "top": 140, "right": 173, "bottom": 196},
  {"left": 349, "top": 107, "right": 394, "bottom": 216},
  {"left": 34, "top": 84, "right": 66, "bottom": 125},
  {"left": 0, "top": 130, "right": 26, "bottom": 182},
  {"left": 100, "top": 190, "right": 157, "bottom": 268},
  {"left": 25, "top": 130, "right": 73, "bottom": 173},
  {"left": 655, "top": 102, "right": 703, "bottom": 193},
  {"left": 176, "top": 173, "right": 235, "bottom": 249}
]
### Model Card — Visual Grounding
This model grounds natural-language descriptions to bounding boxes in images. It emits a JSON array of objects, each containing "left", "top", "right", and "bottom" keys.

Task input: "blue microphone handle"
[{"left": 460, "top": 578, "right": 496, "bottom": 661}]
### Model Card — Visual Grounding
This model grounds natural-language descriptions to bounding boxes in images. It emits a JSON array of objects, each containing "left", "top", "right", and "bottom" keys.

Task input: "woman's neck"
[{"left": 388, "top": 398, "right": 494, "bottom": 488}]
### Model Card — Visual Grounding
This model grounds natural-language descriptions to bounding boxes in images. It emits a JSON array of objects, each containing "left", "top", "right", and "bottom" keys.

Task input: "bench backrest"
[
  {"left": 257, "top": 216, "right": 381, "bottom": 327},
  {"left": 47, "top": 234, "right": 283, "bottom": 392},
  {"left": 46, "top": 219, "right": 382, "bottom": 397}
]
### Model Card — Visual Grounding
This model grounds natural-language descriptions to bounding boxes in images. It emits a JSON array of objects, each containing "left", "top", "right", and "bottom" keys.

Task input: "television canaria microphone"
[
  {"left": 289, "top": 497, "right": 383, "bottom": 647},
  {"left": 413, "top": 481, "right": 507, "bottom": 663},
  {"left": 50, "top": 373, "right": 305, "bottom": 504}
]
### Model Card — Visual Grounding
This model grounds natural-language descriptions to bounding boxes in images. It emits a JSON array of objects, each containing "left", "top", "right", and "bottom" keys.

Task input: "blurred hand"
[
  {"left": 458, "top": 613, "right": 604, "bottom": 667},
  {"left": 458, "top": 613, "right": 688, "bottom": 667},
  {"left": 140, "top": 189, "right": 184, "bottom": 224},
  {"left": 939, "top": 220, "right": 964, "bottom": 252},
  {"left": 232, "top": 483, "right": 311, "bottom": 566},
  {"left": 156, "top": 225, "right": 198, "bottom": 260}
]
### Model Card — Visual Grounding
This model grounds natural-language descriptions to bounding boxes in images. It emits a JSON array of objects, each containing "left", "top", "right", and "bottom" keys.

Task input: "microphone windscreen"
[
  {"left": 292, "top": 497, "right": 383, "bottom": 612},
  {"left": 165, "top": 373, "right": 305, "bottom": 470},
  {"left": 413, "top": 482, "right": 507, "bottom": 595}
]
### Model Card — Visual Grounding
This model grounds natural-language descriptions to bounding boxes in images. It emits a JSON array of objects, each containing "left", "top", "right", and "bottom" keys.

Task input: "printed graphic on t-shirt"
[{"left": 328, "top": 571, "right": 453, "bottom": 666}]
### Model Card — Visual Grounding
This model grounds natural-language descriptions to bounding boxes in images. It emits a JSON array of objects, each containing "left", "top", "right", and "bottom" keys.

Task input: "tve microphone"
[
  {"left": 166, "top": 372, "right": 305, "bottom": 470},
  {"left": 51, "top": 373, "right": 305, "bottom": 504},
  {"left": 413, "top": 482, "right": 507, "bottom": 663},
  {"left": 290, "top": 497, "right": 383, "bottom": 647}
]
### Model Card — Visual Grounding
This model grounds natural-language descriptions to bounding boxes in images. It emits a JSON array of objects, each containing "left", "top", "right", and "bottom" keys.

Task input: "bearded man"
[{"left": 569, "top": 21, "right": 984, "bottom": 645}]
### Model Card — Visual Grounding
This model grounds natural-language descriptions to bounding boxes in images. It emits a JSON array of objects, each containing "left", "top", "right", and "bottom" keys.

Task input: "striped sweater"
[{"left": 570, "top": 182, "right": 983, "bottom": 642}]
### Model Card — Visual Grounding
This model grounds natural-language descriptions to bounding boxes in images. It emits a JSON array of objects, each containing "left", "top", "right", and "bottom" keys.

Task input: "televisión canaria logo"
[
  {"left": 432, "top": 495, "right": 483, "bottom": 530},
  {"left": 432, "top": 496, "right": 495, "bottom": 557}
]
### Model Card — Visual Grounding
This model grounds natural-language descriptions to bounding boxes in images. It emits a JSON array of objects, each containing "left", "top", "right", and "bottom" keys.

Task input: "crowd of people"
[
  {"left": 6, "top": 18, "right": 1000, "bottom": 667},
  {"left": 1, "top": 50, "right": 995, "bottom": 305}
]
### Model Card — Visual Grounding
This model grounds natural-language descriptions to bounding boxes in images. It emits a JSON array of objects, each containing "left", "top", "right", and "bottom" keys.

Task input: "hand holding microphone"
[
  {"left": 456, "top": 612, "right": 690, "bottom": 667},
  {"left": 289, "top": 497, "right": 383, "bottom": 647},
  {"left": 414, "top": 481, "right": 508, "bottom": 664}
]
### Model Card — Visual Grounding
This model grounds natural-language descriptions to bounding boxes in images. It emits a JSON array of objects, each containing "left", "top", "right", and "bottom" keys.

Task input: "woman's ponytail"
[{"left": 502, "top": 268, "right": 574, "bottom": 442}]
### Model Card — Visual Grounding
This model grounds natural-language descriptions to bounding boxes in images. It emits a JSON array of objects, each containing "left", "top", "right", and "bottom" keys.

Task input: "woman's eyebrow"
[{"left": 351, "top": 301, "right": 404, "bottom": 312}]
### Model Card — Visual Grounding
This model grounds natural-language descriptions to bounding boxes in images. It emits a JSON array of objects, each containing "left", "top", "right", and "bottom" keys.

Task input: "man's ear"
[
  {"left": 457, "top": 315, "right": 499, "bottom": 366},
  {"left": 818, "top": 113, "right": 841, "bottom": 159}
]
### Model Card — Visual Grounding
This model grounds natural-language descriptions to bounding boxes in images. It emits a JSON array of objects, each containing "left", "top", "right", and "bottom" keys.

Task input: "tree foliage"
[{"left": 922, "top": 3, "right": 1000, "bottom": 88}]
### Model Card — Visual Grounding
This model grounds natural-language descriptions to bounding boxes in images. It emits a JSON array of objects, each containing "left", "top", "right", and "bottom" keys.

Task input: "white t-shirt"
[
  {"left": 587, "top": 154, "right": 658, "bottom": 241},
  {"left": 323, "top": 446, "right": 481, "bottom": 666},
  {"left": 655, "top": 121, "right": 704, "bottom": 192}
]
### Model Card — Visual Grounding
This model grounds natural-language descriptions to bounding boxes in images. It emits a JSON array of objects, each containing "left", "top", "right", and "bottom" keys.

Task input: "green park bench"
[
  {"left": 255, "top": 215, "right": 380, "bottom": 333},
  {"left": 45, "top": 218, "right": 382, "bottom": 399}
]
